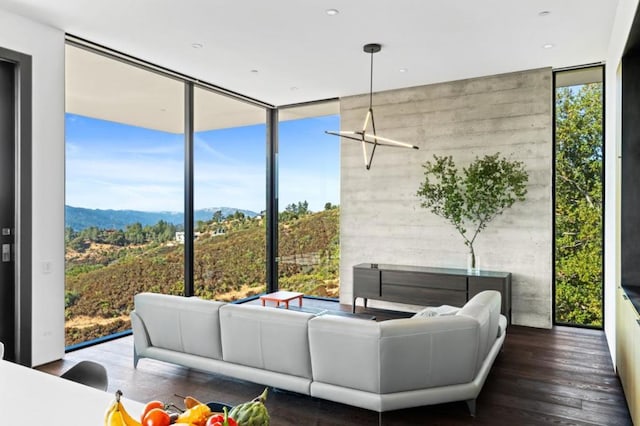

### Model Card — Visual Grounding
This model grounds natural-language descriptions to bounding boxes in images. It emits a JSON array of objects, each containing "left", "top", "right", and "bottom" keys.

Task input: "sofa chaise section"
[{"left": 307, "top": 290, "right": 506, "bottom": 414}]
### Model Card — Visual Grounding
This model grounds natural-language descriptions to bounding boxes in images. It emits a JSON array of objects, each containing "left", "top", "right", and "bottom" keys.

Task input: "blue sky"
[{"left": 65, "top": 113, "right": 340, "bottom": 213}]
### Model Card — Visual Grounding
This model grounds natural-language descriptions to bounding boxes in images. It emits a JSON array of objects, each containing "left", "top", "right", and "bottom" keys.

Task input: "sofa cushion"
[
  {"left": 378, "top": 316, "right": 479, "bottom": 393},
  {"left": 308, "top": 316, "right": 382, "bottom": 393},
  {"left": 134, "top": 292, "right": 225, "bottom": 360},
  {"left": 219, "top": 304, "right": 315, "bottom": 379}
]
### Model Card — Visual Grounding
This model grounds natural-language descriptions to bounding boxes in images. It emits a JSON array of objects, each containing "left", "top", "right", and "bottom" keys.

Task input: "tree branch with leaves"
[{"left": 416, "top": 153, "right": 528, "bottom": 269}]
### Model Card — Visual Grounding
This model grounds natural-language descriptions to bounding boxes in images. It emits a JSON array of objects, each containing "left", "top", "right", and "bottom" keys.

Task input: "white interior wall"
[
  {"left": 604, "top": 0, "right": 639, "bottom": 365},
  {"left": 0, "top": 9, "right": 66, "bottom": 366},
  {"left": 340, "top": 68, "right": 553, "bottom": 328}
]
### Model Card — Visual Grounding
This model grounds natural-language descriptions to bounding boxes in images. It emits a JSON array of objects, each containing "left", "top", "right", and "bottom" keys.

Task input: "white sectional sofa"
[{"left": 131, "top": 290, "right": 506, "bottom": 415}]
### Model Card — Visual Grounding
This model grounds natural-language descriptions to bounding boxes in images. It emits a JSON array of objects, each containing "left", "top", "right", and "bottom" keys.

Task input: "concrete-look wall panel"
[
  {"left": 340, "top": 68, "right": 552, "bottom": 328},
  {"left": 345, "top": 96, "right": 549, "bottom": 123},
  {"left": 343, "top": 70, "right": 550, "bottom": 108}
]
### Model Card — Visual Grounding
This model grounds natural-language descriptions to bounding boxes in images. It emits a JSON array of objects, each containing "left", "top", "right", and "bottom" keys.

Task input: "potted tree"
[{"left": 416, "top": 153, "right": 528, "bottom": 273}]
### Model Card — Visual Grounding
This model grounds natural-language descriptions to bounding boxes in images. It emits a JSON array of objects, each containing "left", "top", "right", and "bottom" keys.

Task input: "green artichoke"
[{"left": 229, "top": 388, "right": 269, "bottom": 426}]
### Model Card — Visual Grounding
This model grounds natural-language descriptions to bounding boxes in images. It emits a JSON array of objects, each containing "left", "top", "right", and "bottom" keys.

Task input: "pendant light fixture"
[{"left": 325, "top": 43, "right": 419, "bottom": 170}]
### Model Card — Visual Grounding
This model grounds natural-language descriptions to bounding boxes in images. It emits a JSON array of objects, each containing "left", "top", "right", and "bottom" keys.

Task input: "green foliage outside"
[
  {"left": 555, "top": 83, "right": 603, "bottom": 327},
  {"left": 416, "top": 153, "right": 528, "bottom": 268},
  {"left": 65, "top": 220, "right": 179, "bottom": 252},
  {"left": 279, "top": 201, "right": 310, "bottom": 222},
  {"left": 64, "top": 207, "right": 339, "bottom": 346}
]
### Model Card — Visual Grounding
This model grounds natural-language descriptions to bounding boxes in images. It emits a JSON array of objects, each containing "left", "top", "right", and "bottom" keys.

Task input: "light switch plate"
[{"left": 2, "top": 244, "right": 10, "bottom": 262}]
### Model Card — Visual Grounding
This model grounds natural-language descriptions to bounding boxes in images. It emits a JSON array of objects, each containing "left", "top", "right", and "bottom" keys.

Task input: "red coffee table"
[{"left": 260, "top": 291, "right": 304, "bottom": 309}]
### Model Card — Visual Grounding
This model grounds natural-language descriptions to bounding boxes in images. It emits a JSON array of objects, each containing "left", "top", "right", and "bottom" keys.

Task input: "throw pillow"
[{"left": 412, "top": 304, "right": 460, "bottom": 318}]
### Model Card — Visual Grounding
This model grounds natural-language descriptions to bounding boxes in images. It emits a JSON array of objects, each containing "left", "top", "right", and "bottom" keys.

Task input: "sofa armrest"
[
  {"left": 131, "top": 310, "right": 150, "bottom": 367},
  {"left": 498, "top": 314, "right": 507, "bottom": 337}
]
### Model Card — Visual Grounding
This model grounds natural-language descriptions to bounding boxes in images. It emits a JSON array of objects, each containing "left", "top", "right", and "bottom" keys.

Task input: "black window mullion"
[
  {"left": 266, "top": 108, "right": 278, "bottom": 293},
  {"left": 184, "top": 82, "right": 195, "bottom": 297}
]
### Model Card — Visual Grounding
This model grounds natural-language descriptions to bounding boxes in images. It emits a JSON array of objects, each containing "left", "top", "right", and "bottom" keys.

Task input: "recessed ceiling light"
[
  {"left": 191, "top": 43, "right": 203, "bottom": 49},
  {"left": 543, "top": 43, "right": 554, "bottom": 49},
  {"left": 538, "top": 10, "right": 551, "bottom": 16},
  {"left": 290, "top": 86, "right": 299, "bottom": 91},
  {"left": 326, "top": 8, "right": 339, "bottom": 16},
  {"left": 250, "top": 69, "right": 259, "bottom": 73},
  {"left": 399, "top": 68, "right": 408, "bottom": 73}
]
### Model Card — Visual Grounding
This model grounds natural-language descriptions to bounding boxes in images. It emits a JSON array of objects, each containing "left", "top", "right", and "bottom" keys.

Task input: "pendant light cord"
[{"left": 369, "top": 50, "right": 374, "bottom": 109}]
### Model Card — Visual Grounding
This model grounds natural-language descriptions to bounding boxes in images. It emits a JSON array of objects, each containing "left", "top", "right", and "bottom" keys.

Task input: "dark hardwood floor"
[{"left": 38, "top": 301, "right": 631, "bottom": 425}]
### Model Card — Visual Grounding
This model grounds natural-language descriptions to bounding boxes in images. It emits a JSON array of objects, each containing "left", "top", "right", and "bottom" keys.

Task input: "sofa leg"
[{"left": 465, "top": 399, "right": 476, "bottom": 417}]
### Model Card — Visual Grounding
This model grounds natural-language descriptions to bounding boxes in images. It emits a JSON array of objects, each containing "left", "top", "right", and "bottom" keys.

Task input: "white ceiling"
[{"left": 0, "top": 0, "right": 621, "bottom": 107}]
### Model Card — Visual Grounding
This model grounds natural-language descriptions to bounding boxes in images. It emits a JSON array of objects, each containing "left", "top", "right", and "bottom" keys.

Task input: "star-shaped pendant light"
[{"left": 326, "top": 43, "right": 419, "bottom": 170}]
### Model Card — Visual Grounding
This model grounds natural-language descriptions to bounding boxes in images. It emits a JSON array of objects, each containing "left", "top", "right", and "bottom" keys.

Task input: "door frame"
[{"left": 0, "top": 46, "right": 32, "bottom": 366}]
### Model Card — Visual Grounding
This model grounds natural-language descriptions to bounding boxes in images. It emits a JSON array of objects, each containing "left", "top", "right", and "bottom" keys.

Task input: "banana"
[
  {"left": 104, "top": 397, "right": 118, "bottom": 426},
  {"left": 117, "top": 399, "right": 142, "bottom": 426},
  {"left": 107, "top": 408, "right": 125, "bottom": 426},
  {"left": 104, "top": 390, "right": 142, "bottom": 426}
]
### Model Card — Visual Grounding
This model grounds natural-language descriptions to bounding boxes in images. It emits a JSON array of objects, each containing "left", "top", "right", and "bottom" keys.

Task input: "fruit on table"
[
  {"left": 206, "top": 407, "right": 238, "bottom": 426},
  {"left": 176, "top": 402, "right": 212, "bottom": 425},
  {"left": 104, "top": 390, "right": 143, "bottom": 426},
  {"left": 141, "top": 400, "right": 164, "bottom": 422},
  {"left": 228, "top": 388, "right": 270, "bottom": 426},
  {"left": 142, "top": 407, "right": 171, "bottom": 426},
  {"left": 184, "top": 396, "right": 204, "bottom": 409}
]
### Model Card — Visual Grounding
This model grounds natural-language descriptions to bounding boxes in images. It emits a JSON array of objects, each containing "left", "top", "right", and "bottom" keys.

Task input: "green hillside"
[{"left": 64, "top": 208, "right": 339, "bottom": 346}]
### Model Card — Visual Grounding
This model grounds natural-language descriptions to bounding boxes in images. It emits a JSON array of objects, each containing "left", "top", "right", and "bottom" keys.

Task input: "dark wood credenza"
[{"left": 353, "top": 263, "right": 512, "bottom": 323}]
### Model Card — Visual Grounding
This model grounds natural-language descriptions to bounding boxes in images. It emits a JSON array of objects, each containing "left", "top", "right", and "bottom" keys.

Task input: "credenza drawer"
[
  {"left": 381, "top": 284, "right": 467, "bottom": 306},
  {"left": 381, "top": 271, "right": 467, "bottom": 291},
  {"left": 353, "top": 268, "right": 381, "bottom": 298}
]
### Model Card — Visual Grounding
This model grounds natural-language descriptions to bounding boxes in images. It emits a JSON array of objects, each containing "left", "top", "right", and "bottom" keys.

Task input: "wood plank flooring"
[{"left": 37, "top": 301, "right": 631, "bottom": 425}]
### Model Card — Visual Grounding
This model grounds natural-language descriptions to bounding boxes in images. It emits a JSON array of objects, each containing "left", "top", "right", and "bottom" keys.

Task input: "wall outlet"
[{"left": 42, "top": 261, "right": 52, "bottom": 274}]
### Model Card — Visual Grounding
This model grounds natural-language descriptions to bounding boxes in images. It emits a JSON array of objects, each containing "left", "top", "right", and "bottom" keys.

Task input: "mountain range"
[{"left": 65, "top": 205, "right": 259, "bottom": 231}]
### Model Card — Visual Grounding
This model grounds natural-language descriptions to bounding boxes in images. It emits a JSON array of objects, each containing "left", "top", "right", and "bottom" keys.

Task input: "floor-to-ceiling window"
[
  {"left": 64, "top": 44, "right": 185, "bottom": 347},
  {"left": 65, "top": 40, "right": 341, "bottom": 348},
  {"left": 193, "top": 87, "right": 267, "bottom": 300},
  {"left": 277, "top": 103, "right": 340, "bottom": 297},
  {"left": 554, "top": 66, "right": 604, "bottom": 327}
]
